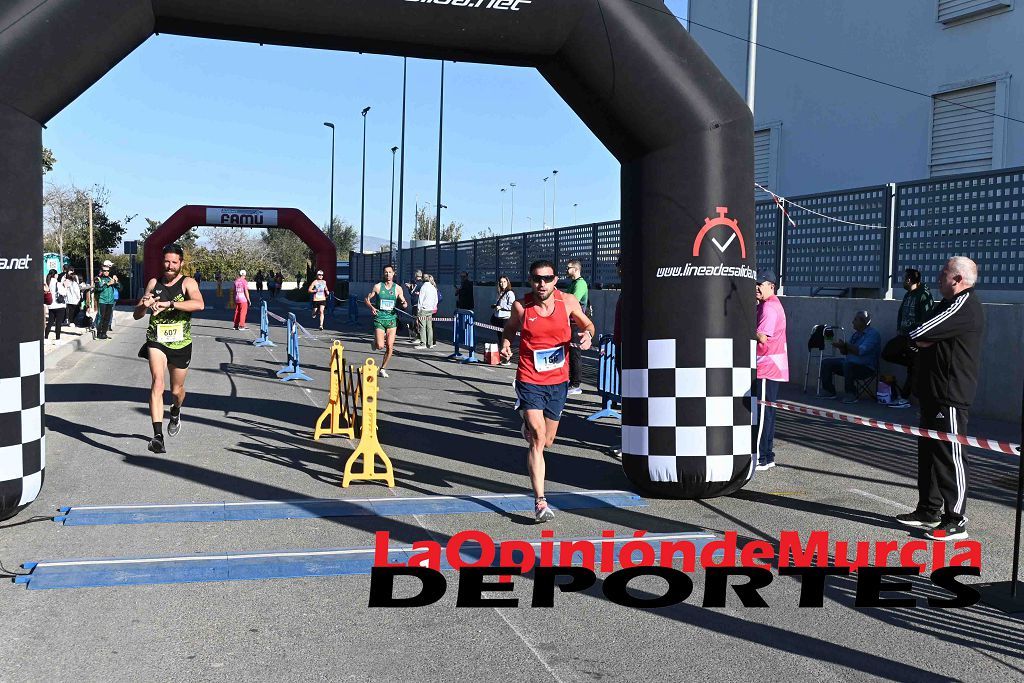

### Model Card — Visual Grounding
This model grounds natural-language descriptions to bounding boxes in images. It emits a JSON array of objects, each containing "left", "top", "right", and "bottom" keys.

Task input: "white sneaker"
[
  {"left": 567, "top": 385, "right": 583, "bottom": 396},
  {"left": 413, "top": 344, "right": 425, "bottom": 349},
  {"left": 378, "top": 369, "right": 389, "bottom": 378},
  {"left": 755, "top": 461, "right": 776, "bottom": 471},
  {"left": 534, "top": 498, "right": 555, "bottom": 522}
]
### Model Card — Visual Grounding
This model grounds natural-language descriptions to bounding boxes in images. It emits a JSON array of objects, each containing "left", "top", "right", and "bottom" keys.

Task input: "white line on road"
[{"left": 848, "top": 488, "right": 914, "bottom": 511}]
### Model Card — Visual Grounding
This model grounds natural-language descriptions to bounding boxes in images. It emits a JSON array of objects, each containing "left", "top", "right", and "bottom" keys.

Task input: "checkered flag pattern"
[
  {"left": 621, "top": 337, "right": 755, "bottom": 488},
  {"left": 0, "top": 340, "right": 46, "bottom": 514}
]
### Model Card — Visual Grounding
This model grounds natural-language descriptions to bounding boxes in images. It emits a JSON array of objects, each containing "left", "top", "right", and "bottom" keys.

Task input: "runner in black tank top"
[{"left": 133, "top": 244, "right": 206, "bottom": 454}]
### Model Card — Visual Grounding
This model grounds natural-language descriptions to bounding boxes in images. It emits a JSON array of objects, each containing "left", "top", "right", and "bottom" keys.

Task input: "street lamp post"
[
  {"left": 500, "top": 187, "right": 506, "bottom": 234},
  {"left": 389, "top": 145, "right": 399, "bottom": 263},
  {"left": 360, "top": 106, "right": 371, "bottom": 255},
  {"left": 552, "top": 170, "right": 558, "bottom": 228},
  {"left": 573, "top": 202, "right": 578, "bottom": 225},
  {"left": 323, "top": 122, "right": 335, "bottom": 242},
  {"left": 509, "top": 182, "right": 516, "bottom": 234},
  {"left": 526, "top": 216, "right": 533, "bottom": 231},
  {"left": 398, "top": 58, "right": 407, "bottom": 280},
  {"left": 542, "top": 176, "right": 549, "bottom": 228},
  {"left": 435, "top": 60, "right": 445, "bottom": 251}
]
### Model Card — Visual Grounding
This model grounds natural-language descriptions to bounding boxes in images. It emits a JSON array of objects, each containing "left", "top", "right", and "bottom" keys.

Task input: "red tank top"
[{"left": 517, "top": 291, "right": 571, "bottom": 386}]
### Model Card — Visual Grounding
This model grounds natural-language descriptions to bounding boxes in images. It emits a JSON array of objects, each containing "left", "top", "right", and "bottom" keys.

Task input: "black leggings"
[{"left": 46, "top": 308, "right": 67, "bottom": 339}]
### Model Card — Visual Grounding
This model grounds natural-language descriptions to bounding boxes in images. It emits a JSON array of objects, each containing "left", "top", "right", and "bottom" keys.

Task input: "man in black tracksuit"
[{"left": 896, "top": 257, "right": 984, "bottom": 541}]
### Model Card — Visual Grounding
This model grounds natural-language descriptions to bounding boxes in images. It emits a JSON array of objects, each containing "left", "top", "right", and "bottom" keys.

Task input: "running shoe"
[
  {"left": 889, "top": 398, "right": 911, "bottom": 408},
  {"left": 413, "top": 344, "right": 425, "bottom": 349},
  {"left": 611, "top": 448, "right": 622, "bottom": 459},
  {"left": 841, "top": 396, "right": 859, "bottom": 404},
  {"left": 379, "top": 369, "right": 389, "bottom": 378},
  {"left": 894, "top": 510, "right": 941, "bottom": 529},
  {"left": 167, "top": 413, "right": 181, "bottom": 437},
  {"left": 925, "top": 518, "right": 968, "bottom": 541},
  {"left": 567, "top": 385, "right": 583, "bottom": 396},
  {"left": 148, "top": 437, "right": 166, "bottom": 454},
  {"left": 534, "top": 497, "right": 555, "bottom": 523},
  {"left": 755, "top": 461, "right": 776, "bottom": 471},
  {"left": 819, "top": 392, "right": 838, "bottom": 400}
]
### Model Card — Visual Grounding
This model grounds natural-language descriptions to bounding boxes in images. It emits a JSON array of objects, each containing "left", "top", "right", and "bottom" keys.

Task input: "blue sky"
[{"left": 44, "top": 1, "right": 688, "bottom": 249}]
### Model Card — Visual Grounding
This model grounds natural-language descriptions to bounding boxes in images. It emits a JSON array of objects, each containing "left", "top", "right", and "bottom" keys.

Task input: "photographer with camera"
[{"left": 94, "top": 259, "right": 119, "bottom": 340}]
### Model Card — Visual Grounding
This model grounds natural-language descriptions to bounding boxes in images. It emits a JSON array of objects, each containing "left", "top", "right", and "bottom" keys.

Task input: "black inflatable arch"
[{"left": 0, "top": 0, "right": 755, "bottom": 519}]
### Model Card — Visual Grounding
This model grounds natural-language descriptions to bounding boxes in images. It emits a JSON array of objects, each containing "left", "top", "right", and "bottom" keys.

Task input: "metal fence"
[
  {"left": 351, "top": 220, "right": 621, "bottom": 288},
  {"left": 351, "top": 165, "right": 1024, "bottom": 294}
]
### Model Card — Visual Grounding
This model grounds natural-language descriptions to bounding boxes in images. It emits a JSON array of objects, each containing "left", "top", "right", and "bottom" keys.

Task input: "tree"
[
  {"left": 413, "top": 205, "right": 463, "bottom": 243},
  {"left": 192, "top": 229, "right": 275, "bottom": 279},
  {"left": 42, "top": 146, "right": 56, "bottom": 174},
  {"left": 472, "top": 226, "right": 498, "bottom": 240},
  {"left": 42, "top": 183, "right": 127, "bottom": 265},
  {"left": 323, "top": 217, "right": 357, "bottom": 259},
  {"left": 263, "top": 228, "right": 311, "bottom": 278},
  {"left": 138, "top": 218, "right": 199, "bottom": 262}
]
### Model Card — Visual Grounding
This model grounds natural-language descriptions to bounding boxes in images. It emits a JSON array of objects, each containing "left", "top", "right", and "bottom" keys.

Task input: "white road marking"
[{"left": 848, "top": 488, "right": 914, "bottom": 511}]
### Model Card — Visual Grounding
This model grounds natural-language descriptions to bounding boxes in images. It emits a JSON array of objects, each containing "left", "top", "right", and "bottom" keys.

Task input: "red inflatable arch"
[{"left": 143, "top": 205, "right": 336, "bottom": 286}]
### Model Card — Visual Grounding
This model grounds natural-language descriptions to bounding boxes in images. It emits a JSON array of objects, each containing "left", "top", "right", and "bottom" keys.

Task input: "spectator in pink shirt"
[
  {"left": 233, "top": 269, "right": 251, "bottom": 330},
  {"left": 754, "top": 269, "right": 788, "bottom": 471}
]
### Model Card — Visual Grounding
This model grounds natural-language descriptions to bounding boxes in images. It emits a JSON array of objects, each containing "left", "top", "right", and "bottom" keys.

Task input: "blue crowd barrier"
[
  {"left": 253, "top": 301, "right": 275, "bottom": 347},
  {"left": 448, "top": 309, "right": 479, "bottom": 363},
  {"left": 276, "top": 313, "right": 312, "bottom": 382},
  {"left": 587, "top": 334, "right": 621, "bottom": 422},
  {"left": 348, "top": 295, "right": 359, "bottom": 324}
]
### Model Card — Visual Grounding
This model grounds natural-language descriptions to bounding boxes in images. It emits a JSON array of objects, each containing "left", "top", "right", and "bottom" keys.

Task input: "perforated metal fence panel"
[
  {"left": 476, "top": 239, "right": 497, "bottom": 283},
  {"left": 558, "top": 224, "right": 595, "bottom": 280},
  {"left": 783, "top": 187, "right": 888, "bottom": 289},
  {"left": 456, "top": 241, "right": 476, "bottom": 283},
  {"left": 525, "top": 230, "right": 556, "bottom": 275},
  {"left": 498, "top": 234, "right": 525, "bottom": 283},
  {"left": 439, "top": 244, "right": 456, "bottom": 284},
  {"left": 755, "top": 199, "right": 778, "bottom": 274},
  {"left": 897, "top": 168, "right": 1024, "bottom": 288}
]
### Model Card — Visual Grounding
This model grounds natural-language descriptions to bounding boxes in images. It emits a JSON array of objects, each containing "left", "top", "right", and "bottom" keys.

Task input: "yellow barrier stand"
[
  {"left": 314, "top": 341, "right": 356, "bottom": 440},
  {"left": 341, "top": 357, "right": 395, "bottom": 488}
]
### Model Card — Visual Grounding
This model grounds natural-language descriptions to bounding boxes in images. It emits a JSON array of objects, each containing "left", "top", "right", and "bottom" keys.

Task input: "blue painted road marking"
[
  {"left": 55, "top": 490, "right": 645, "bottom": 526},
  {"left": 17, "top": 532, "right": 719, "bottom": 590}
]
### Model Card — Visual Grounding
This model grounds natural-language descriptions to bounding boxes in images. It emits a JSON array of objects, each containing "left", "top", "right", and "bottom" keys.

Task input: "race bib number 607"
[{"left": 156, "top": 322, "right": 185, "bottom": 344}]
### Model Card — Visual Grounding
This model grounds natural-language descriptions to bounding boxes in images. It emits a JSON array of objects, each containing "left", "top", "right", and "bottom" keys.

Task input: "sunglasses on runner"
[{"left": 530, "top": 274, "right": 557, "bottom": 284}]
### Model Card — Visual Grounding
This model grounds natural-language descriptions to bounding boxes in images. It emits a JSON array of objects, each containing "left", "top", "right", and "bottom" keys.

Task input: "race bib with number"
[
  {"left": 380, "top": 299, "right": 395, "bottom": 312},
  {"left": 156, "top": 322, "right": 185, "bottom": 344},
  {"left": 533, "top": 346, "right": 565, "bottom": 373}
]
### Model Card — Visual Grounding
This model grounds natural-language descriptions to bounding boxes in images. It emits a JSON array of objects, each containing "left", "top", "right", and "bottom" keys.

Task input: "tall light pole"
[
  {"left": 359, "top": 106, "right": 371, "bottom": 255},
  {"left": 323, "top": 122, "right": 335, "bottom": 242},
  {"left": 500, "top": 187, "right": 506, "bottom": 234},
  {"left": 434, "top": 60, "right": 445, "bottom": 251},
  {"left": 526, "top": 216, "right": 533, "bottom": 231},
  {"left": 552, "top": 169, "right": 558, "bottom": 228},
  {"left": 573, "top": 202, "right": 578, "bottom": 225},
  {"left": 542, "top": 176, "right": 549, "bottom": 228},
  {"left": 509, "top": 182, "right": 516, "bottom": 234},
  {"left": 389, "top": 145, "right": 399, "bottom": 263},
  {"left": 746, "top": 0, "right": 759, "bottom": 112},
  {"left": 397, "top": 58, "right": 407, "bottom": 280}
]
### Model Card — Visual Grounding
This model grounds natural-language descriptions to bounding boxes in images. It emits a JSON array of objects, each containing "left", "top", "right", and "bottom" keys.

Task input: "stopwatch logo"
[{"left": 692, "top": 207, "right": 746, "bottom": 259}]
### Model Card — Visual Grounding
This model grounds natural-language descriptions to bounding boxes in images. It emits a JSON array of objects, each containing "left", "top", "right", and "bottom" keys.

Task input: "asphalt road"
[{"left": 2, "top": 299, "right": 1022, "bottom": 682}]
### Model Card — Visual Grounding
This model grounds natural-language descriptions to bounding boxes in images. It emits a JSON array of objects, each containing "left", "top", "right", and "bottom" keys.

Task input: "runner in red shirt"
[{"left": 501, "top": 260, "right": 595, "bottom": 521}]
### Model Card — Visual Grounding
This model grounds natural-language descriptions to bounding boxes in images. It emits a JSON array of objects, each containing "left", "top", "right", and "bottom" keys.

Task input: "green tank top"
[
  {"left": 147, "top": 276, "right": 193, "bottom": 349},
  {"left": 375, "top": 282, "right": 398, "bottom": 321}
]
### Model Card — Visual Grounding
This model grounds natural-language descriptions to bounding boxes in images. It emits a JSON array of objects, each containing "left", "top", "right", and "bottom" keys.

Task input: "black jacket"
[
  {"left": 909, "top": 288, "right": 984, "bottom": 409},
  {"left": 456, "top": 280, "right": 474, "bottom": 310},
  {"left": 897, "top": 285, "right": 934, "bottom": 334}
]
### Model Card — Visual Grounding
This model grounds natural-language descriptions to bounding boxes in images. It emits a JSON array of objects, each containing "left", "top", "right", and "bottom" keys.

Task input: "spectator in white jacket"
[
  {"left": 415, "top": 274, "right": 439, "bottom": 349},
  {"left": 62, "top": 268, "right": 83, "bottom": 326},
  {"left": 45, "top": 269, "right": 68, "bottom": 340}
]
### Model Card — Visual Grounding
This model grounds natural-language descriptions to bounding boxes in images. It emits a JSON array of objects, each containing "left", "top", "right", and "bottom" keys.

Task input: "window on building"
[
  {"left": 938, "top": 0, "right": 1012, "bottom": 24},
  {"left": 929, "top": 82, "right": 997, "bottom": 177}
]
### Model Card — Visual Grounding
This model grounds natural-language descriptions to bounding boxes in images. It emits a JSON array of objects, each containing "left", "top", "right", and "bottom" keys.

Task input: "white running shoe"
[
  {"left": 534, "top": 498, "right": 555, "bottom": 522},
  {"left": 379, "top": 369, "right": 389, "bottom": 378}
]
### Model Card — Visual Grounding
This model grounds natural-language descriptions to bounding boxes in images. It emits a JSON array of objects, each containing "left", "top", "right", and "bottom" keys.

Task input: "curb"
[{"left": 44, "top": 310, "right": 136, "bottom": 369}]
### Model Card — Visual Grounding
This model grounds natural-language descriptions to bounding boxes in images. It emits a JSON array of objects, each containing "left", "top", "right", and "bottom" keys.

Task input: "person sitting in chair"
[{"left": 819, "top": 310, "right": 880, "bottom": 404}]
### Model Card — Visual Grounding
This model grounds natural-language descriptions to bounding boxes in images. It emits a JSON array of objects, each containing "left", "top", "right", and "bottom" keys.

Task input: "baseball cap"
[
  {"left": 239, "top": 269, "right": 247, "bottom": 276},
  {"left": 101, "top": 259, "right": 113, "bottom": 268},
  {"left": 756, "top": 269, "right": 777, "bottom": 285}
]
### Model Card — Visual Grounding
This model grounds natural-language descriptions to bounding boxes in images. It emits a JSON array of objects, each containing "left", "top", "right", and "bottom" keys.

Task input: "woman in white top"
[
  {"left": 415, "top": 274, "right": 439, "bottom": 349},
  {"left": 62, "top": 269, "right": 83, "bottom": 326},
  {"left": 491, "top": 275, "right": 515, "bottom": 365},
  {"left": 44, "top": 269, "right": 69, "bottom": 340}
]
